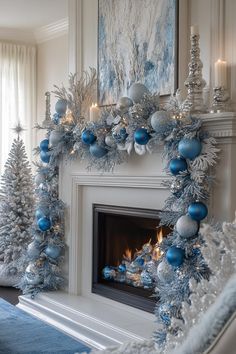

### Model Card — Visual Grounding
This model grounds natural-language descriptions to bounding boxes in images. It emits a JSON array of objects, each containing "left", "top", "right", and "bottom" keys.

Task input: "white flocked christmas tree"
[{"left": 0, "top": 125, "right": 34, "bottom": 286}]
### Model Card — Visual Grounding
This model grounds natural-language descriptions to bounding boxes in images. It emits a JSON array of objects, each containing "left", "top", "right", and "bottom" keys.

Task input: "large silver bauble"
[
  {"left": 176, "top": 214, "right": 199, "bottom": 238},
  {"left": 151, "top": 111, "right": 170, "bottom": 133},
  {"left": 128, "top": 83, "right": 150, "bottom": 103},
  {"left": 105, "top": 135, "right": 116, "bottom": 147},
  {"left": 117, "top": 96, "right": 133, "bottom": 110},
  {"left": 27, "top": 241, "right": 41, "bottom": 258},
  {"left": 49, "top": 130, "right": 63, "bottom": 147},
  {"left": 157, "top": 260, "right": 174, "bottom": 283}
]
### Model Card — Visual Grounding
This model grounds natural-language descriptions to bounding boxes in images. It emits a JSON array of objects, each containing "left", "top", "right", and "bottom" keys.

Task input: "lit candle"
[
  {"left": 90, "top": 103, "right": 100, "bottom": 122},
  {"left": 215, "top": 59, "right": 227, "bottom": 87},
  {"left": 190, "top": 25, "right": 199, "bottom": 36}
]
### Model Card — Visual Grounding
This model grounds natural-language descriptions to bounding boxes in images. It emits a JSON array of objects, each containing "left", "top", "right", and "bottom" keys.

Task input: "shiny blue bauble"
[
  {"left": 133, "top": 256, "right": 144, "bottom": 267},
  {"left": 134, "top": 128, "right": 150, "bottom": 145},
  {"left": 119, "top": 127, "right": 128, "bottom": 139},
  {"left": 38, "top": 217, "right": 51, "bottom": 231},
  {"left": 40, "top": 150, "right": 50, "bottom": 163},
  {"left": 45, "top": 244, "right": 61, "bottom": 259},
  {"left": 102, "top": 266, "right": 115, "bottom": 280},
  {"left": 178, "top": 138, "right": 202, "bottom": 160},
  {"left": 39, "top": 139, "right": 49, "bottom": 152},
  {"left": 118, "top": 264, "right": 126, "bottom": 273},
  {"left": 90, "top": 143, "right": 108, "bottom": 158},
  {"left": 169, "top": 157, "right": 187, "bottom": 175},
  {"left": 128, "top": 83, "right": 150, "bottom": 103},
  {"left": 81, "top": 130, "right": 96, "bottom": 145},
  {"left": 188, "top": 202, "right": 208, "bottom": 221},
  {"left": 166, "top": 246, "right": 185, "bottom": 267},
  {"left": 55, "top": 99, "right": 67, "bottom": 115}
]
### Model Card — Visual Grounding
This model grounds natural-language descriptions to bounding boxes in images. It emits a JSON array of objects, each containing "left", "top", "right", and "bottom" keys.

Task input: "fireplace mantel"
[{"left": 18, "top": 112, "right": 236, "bottom": 350}]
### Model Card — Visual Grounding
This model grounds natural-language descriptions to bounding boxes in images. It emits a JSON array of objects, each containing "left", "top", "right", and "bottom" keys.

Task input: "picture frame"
[{"left": 98, "top": 0, "right": 179, "bottom": 106}]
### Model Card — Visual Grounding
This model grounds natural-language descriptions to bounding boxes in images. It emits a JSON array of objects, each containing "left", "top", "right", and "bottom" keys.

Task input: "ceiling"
[{"left": 0, "top": 0, "right": 68, "bottom": 30}]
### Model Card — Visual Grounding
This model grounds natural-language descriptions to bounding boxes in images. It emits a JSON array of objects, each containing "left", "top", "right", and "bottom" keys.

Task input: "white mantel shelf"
[{"left": 201, "top": 112, "right": 236, "bottom": 139}]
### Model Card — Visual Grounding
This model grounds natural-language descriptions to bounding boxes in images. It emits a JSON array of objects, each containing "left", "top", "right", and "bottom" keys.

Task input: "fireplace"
[{"left": 92, "top": 204, "right": 170, "bottom": 312}]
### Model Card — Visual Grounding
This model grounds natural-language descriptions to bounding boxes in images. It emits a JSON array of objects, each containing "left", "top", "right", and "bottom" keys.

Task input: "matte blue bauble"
[
  {"left": 178, "top": 138, "right": 202, "bottom": 160},
  {"left": 40, "top": 150, "right": 50, "bottom": 163},
  {"left": 188, "top": 202, "right": 208, "bottom": 221},
  {"left": 117, "top": 96, "right": 133, "bottom": 110},
  {"left": 128, "top": 83, "right": 150, "bottom": 103},
  {"left": 159, "top": 304, "right": 172, "bottom": 326},
  {"left": 166, "top": 246, "right": 185, "bottom": 267},
  {"left": 89, "top": 143, "right": 108, "bottom": 158},
  {"left": 38, "top": 217, "right": 51, "bottom": 231},
  {"left": 169, "top": 157, "right": 187, "bottom": 175},
  {"left": 55, "top": 99, "right": 67, "bottom": 115},
  {"left": 82, "top": 130, "right": 96, "bottom": 145},
  {"left": 39, "top": 139, "right": 49, "bottom": 152},
  {"left": 45, "top": 244, "right": 61, "bottom": 259},
  {"left": 134, "top": 128, "right": 150, "bottom": 145},
  {"left": 151, "top": 111, "right": 171, "bottom": 133},
  {"left": 176, "top": 214, "right": 199, "bottom": 238}
]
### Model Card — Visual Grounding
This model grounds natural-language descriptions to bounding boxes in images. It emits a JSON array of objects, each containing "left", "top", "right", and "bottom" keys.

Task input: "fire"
[
  {"left": 157, "top": 228, "right": 163, "bottom": 244},
  {"left": 152, "top": 228, "right": 164, "bottom": 261},
  {"left": 123, "top": 247, "right": 132, "bottom": 261}
]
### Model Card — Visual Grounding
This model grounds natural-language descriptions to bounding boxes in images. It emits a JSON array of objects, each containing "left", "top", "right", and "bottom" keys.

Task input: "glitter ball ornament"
[
  {"left": 45, "top": 244, "right": 61, "bottom": 259},
  {"left": 105, "top": 135, "right": 116, "bottom": 147},
  {"left": 117, "top": 96, "right": 133, "bottom": 110},
  {"left": 40, "top": 150, "right": 50, "bottom": 163},
  {"left": 159, "top": 304, "right": 172, "bottom": 326},
  {"left": 90, "top": 143, "right": 108, "bottom": 158},
  {"left": 170, "top": 179, "right": 183, "bottom": 195},
  {"left": 157, "top": 260, "right": 175, "bottom": 283},
  {"left": 140, "top": 270, "right": 153, "bottom": 288},
  {"left": 49, "top": 130, "right": 63, "bottom": 147},
  {"left": 188, "top": 201, "right": 208, "bottom": 221},
  {"left": 27, "top": 241, "right": 41, "bottom": 258},
  {"left": 176, "top": 214, "right": 199, "bottom": 238},
  {"left": 39, "top": 139, "right": 49, "bottom": 152},
  {"left": 129, "top": 83, "right": 149, "bottom": 103},
  {"left": 134, "top": 128, "right": 150, "bottom": 145},
  {"left": 169, "top": 157, "right": 187, "bottom": 175},
  {"left": 37, "top": 217, "right": 51, "bottom": 231},
  {"left": 178, "top": 137, "right": 202, "bottom": 160},
  {"left": 166, "top": 246, "right": 185, "bottom": 267},
  {"left": 81, "top": 130, "right": 96, "bottom": 145},
  {"left": 151, "top": 111, "right": 171, "bottom": 133},
  {"left": 55, "top": 99, "right": 67, "bottom": 115}
]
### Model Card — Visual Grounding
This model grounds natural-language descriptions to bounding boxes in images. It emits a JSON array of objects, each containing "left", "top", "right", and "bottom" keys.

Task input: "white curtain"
[{"left": 0, "top": 42, "right": 36, "bottom": 173}]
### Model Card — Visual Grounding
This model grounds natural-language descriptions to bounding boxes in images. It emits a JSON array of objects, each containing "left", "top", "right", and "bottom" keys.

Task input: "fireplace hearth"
[{"left": 92, "top": 204, "right": 170, "bottom": 312}]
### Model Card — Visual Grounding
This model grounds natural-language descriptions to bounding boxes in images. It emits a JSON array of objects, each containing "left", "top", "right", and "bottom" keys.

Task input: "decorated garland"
[{"left": 19, "top": 69, "right": 219, "bottom": 350}]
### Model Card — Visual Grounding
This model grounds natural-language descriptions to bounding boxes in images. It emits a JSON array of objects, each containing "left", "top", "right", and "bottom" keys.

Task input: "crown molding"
[
  {"left": 34, "top": 18, "right": 68, "bottom": 44},
  {"left": 0, "top": 28, "right": 35, "bottom": 43}
]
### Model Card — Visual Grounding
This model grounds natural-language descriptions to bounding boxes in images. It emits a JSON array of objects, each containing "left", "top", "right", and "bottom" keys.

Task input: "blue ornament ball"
[
  {"left": 159, "top": 304, "right": 172, "bottom": 326},
  {"left": 166, "top": 246, "right": 185, "bottom": 267},
  {"left": 52, "top": 113, "right": 61, "bottom": 125},
  {"left": 128, "top": 83, "right": 149, "bottom": 103},
  {"left": 118, "top": 264, "right": 126, "bottom": 273},
  {"left": 45, "top": 244, "right": 61, "bottom": 259},
  {"left": 40, "top": 150, "right": 50, "bottom": 163},
  {"left": 39, "top": 139, "right": 49, "bottom": 152},
  {"left": 55, "top": 99, "right": 67, "bottom": 115},
  {"left": 188, "top": 202, "right": 208, "bottom": 221},
  {"left": 169, "top": 157, "right": 187, "bottom": 175},
  {"left": 134, "top": 128, "right": 150, "bottom": 145},
  {"left": 90, "top": 143, "right": 108, "bottom": 158},
  {"left": 102, "top": 266, "right": 116, "bottom": 280},
  {"left": 140, "top": 270, "right": 153, "bottom": 288},
  {"left": 178, "top": 138, "right": 202, "bottom": 160},
  {"left": 38, "top": 217, "right": 51, "bottom": 232},
  {"left": 151, "top": 111, "right": 171, "bottom": 133},
  {"left": 82, "top": 130, "right": 97, "bottom": 145},
  {"left": 176, "top": 214, "right": 199, "bottom": 238}
]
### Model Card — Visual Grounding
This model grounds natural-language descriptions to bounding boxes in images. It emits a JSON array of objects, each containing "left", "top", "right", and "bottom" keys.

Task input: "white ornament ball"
[
  {"left": 128, "top": 83, "right": 150, "bottom": 103},
  {"left": 151, "top": 111, "right": 171, "bottom": 133},
  {"left": 105, "top": 135, "right": 116, "bottom": 147},
  {"left": 176, "top": 214, "right": 199, "bottom": 238},
  {"left": 49, "top": 130, "right": 63, "bottom": 147},
  {"left": 157, "top": 260, "right": 175, "bottom": 283}
]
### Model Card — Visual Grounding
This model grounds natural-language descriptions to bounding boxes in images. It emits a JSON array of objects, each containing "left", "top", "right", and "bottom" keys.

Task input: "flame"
[
  {"left": 91, "top": 103, "right": 98, "bottom": 108},
  {"left": 152, "top": 228, "right": 164, "bottom": 261},
  {"left": 123, "top": 248, "right": 132, "bottom": 261},
  {"left": 157, "top": 228, "right": 163, "bottom": 244}
]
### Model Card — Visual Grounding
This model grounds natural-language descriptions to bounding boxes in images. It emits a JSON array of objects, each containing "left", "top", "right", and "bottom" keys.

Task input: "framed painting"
[{"left": 98, "top": 0, "right": 178, "bottom": 105}]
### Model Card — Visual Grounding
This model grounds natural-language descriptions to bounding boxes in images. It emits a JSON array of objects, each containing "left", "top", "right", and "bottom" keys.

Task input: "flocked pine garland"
[{"left": 19, "top": 69, "right": 220, "bottom": 350}]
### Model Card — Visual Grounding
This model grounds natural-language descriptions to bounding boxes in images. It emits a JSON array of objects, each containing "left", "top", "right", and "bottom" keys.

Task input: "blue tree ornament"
[
  {"left": 90, "top": 143, "right": 108, "bottom": 158},
  {"left": 38, "top": 217, "right": 51, "bottom": 232},
  {"left": 55, "top": 99, "right": 67, "bottom": 115},
  {"left": 166, "top": 246, "right": 185, "bottom": 267},
  {"left": 45, "top": 244, "right": 61, "bottom": 259},
  {"left": 134, "top": 128, "right": 150, "bottom": 145},
  {"left": 178, "top": 137, "right": 202, "bottom": 160},
  {"left": 118, "top": 264, "right": 126, "bottom": 273},
  {"left": 40, "top": 150, "right": 50, "bottom": 163},
  {"left": 169, "top": 157, "right": 187, "bottom": 175},
  {"left": 81, "top": 130, "right": 97, "bottom": 145},
  {"left": 39, "top": 139, "right": 49, "bottom": 152},
  {"left": 188, "top": 201, "right": 208, "bottom": 221}
]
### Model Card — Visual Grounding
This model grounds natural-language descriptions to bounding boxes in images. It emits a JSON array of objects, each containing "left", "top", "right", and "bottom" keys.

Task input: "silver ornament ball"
[
  {"left": 176, "top": 214, "right": 199, "bottom": 238},
  {"left": 128, "top": 83, "right": 150, "bottom": 103},
  {"left": 117, "top": 96, "right": 133, "bottom": 110},
  {"left": 157, "top": 260, "right": 175, "bottom": 283},
  {"left": 49, "top": 130, "right": 64, "bottom": 147},
  {"left": 151, "top": 110, "right": 171, "bottom": 133},
  {"left": 105, "top": 135, "right": 116, "bottom": 147}
]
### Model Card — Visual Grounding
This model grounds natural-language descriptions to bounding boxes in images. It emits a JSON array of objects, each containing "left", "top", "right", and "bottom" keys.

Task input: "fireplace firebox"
[{"left": 92, "top": 204, "right": 170, "bottom": 313}]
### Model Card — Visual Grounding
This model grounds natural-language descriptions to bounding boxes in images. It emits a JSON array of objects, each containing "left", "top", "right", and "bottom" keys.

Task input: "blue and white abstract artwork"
[{"left": 98, "top": 0, "right": 178, "bottom": 105}]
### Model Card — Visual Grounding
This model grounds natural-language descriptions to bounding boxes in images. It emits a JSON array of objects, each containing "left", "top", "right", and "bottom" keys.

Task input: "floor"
[{"left": 0, "top": 286, "right": 21, "bottom": 305}]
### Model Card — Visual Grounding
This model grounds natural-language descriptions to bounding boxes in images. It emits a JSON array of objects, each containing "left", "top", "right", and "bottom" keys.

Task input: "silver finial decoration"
[
  {"left": 211, "top": 86, "right": 230, "bottom": 113},
  {"left": 42, "top": 92, "right": 53, "bottom": 128},
  {"left": 182, "top": 30, "right": 207, "bottom": 114},
  {"left": 12, "top": 122, "right": 26, "bottom": 138}
]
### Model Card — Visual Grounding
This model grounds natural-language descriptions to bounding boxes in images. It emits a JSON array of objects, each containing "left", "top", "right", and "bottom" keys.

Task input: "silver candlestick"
[
  {"left": 182, "top": 31, "right": 207, "bottom": 114},
  {"left": 42, "top": 91, "right": 53, "bottom": 128},
  {"left": 211, "top": 86, "right": 230, "bottom": 113}
]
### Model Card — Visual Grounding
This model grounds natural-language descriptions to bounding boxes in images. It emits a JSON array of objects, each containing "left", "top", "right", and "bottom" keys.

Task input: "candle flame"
[{"left": 91, "top": 103, "right": 98, "bottom": 108}]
